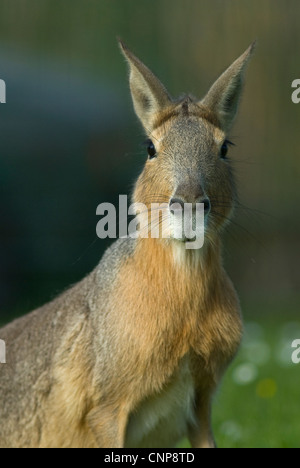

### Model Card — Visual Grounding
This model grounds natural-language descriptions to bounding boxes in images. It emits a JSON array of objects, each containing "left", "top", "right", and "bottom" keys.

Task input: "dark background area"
[{"left": 0, "top": 0, "right": 300, "bottom": 449}]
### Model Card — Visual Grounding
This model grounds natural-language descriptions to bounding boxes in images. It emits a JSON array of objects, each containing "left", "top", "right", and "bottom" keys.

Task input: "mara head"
[{"left": 120, "top": 40, "right": 255, "bottom": 250}]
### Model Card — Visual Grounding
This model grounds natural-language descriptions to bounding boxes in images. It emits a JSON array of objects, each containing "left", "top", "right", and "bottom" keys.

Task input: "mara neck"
[{"left": 134, "top": 236, "right": 223, "bottom": 285}]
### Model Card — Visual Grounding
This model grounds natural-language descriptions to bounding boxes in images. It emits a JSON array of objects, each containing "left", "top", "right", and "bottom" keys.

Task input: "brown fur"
[
  {"left": 0, "top": 40, "right": 254, "bottom": 448},
  {"left": 152, "top": 100, "right": 221, "bottom": 130}
]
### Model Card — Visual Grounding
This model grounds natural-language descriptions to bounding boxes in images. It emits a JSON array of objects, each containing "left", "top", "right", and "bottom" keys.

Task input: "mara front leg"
[
  {"left": 86, "top": 405, "right": 128, "bottom": 448},
  {"left": 188, "top": 376, "right": 217, "bottom": 449}
]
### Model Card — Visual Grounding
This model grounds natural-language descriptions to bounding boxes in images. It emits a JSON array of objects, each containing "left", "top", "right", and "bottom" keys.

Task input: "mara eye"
[
  {"left": 220, "top": 140, "right": 234, "bottom": 159},
  {"left": 146, "top": 139, "right": 157, "bottom": 159}
]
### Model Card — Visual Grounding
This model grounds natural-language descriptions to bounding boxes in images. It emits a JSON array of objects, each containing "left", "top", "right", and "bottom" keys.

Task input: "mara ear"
[
  {"left": 119, "top": 39, "right": 172, "bottom": 132},
  {"left": 201, "top": 42, "right": 256, "bottom": 133}
]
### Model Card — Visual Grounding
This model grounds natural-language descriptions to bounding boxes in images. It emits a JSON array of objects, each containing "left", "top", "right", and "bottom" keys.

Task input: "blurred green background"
[{"left": 0, "top": 0, "right": 299, "bottom": 448}]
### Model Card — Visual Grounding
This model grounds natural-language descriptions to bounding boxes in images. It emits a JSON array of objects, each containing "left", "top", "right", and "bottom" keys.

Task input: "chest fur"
[
  {"left": 104, "top": 241, "right": 242, "bottom": 409},
  {"left": 125, "top": 356, "right": 195, "bottom": 448}
]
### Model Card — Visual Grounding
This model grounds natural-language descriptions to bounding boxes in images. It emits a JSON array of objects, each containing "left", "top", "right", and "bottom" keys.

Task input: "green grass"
[{"left": 180, "top": 316, "right": 300, "bottom": 448}]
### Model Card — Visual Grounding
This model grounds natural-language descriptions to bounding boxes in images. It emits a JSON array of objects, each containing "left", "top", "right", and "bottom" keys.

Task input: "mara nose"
[{"left": 169, "top": 196, "right": 211, "bottom": 215}]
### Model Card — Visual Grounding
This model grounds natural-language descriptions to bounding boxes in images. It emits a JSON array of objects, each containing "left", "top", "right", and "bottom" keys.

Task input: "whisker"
[{"left": 211, "top": 211, "right": 268, "bottom": 251}]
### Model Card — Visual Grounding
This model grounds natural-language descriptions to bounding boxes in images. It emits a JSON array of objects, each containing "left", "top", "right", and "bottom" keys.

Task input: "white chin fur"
[{"left": 171, "top": 240, "right": 206, "bottom": 270}]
